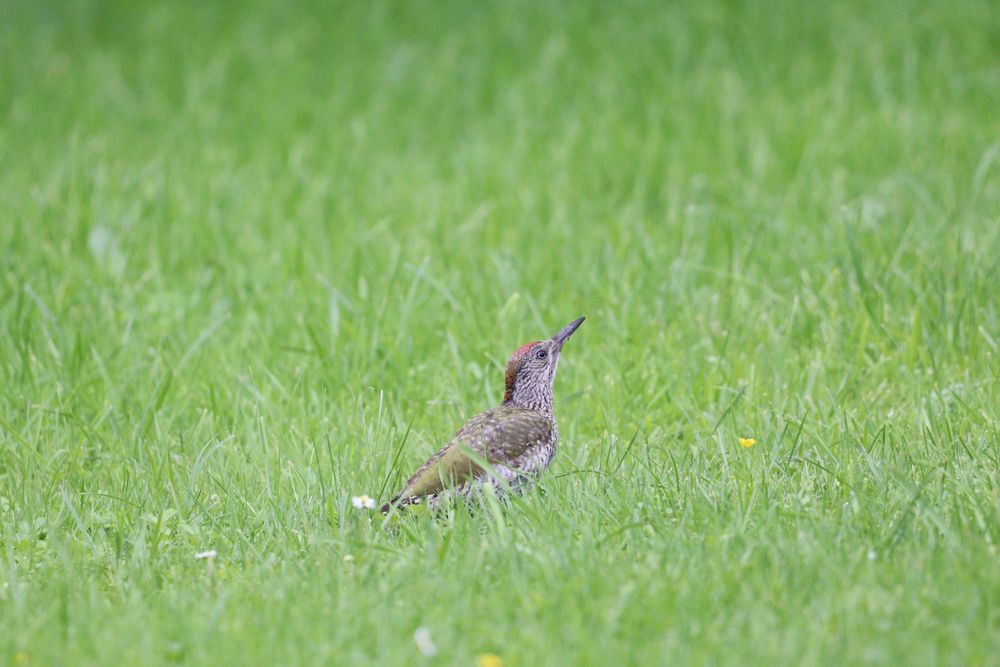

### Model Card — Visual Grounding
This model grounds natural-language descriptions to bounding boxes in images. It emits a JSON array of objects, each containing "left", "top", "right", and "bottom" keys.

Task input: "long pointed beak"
[{"left": 552, "top": 316, "right": 585, "bottom": 348}]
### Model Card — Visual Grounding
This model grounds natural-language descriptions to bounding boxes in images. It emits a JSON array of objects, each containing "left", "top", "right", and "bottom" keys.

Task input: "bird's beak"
[{"left": 552, "top": 316, "right": 585, "bottom": 349}]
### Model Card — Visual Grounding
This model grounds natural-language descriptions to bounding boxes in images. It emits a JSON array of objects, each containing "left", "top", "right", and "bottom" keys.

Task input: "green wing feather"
[{"left": 388, "top": 406, "right": 551, "bottom": 504}]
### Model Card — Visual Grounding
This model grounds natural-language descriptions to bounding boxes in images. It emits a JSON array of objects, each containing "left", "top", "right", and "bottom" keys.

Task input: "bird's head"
[{"left": 502, "top": 317, "right": 584, "bottom": 411}]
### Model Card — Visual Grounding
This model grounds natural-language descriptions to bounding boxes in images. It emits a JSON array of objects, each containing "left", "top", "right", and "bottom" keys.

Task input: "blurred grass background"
[{"left": 1, "top": 0, "right": 999, "bottom": 664}]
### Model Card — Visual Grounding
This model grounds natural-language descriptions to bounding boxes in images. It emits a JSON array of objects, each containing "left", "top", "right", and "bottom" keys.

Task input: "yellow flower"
[
  {"left": 15, "top": 652, "right": 29, "bottom": 665},
  {"left": 738, "top": 437, "right": 756, "bottom": 449},
  {"left": 476, "top": 654, "right": 503, "bottom": 667}
]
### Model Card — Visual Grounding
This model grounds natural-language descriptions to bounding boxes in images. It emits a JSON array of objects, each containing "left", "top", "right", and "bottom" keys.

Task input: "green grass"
[{"left": 2, "top": 0, "right": 1000, "bottom": 664}]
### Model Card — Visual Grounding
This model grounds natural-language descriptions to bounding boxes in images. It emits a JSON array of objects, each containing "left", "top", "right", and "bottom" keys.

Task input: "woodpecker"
[{"left": 381, "top": 317, "right": 584, "bottom": 512}]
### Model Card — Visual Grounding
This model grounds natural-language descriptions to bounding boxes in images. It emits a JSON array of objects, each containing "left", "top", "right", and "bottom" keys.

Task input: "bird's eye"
[{"left": 536, "top": 349, "right": 548, "bottom": 359}]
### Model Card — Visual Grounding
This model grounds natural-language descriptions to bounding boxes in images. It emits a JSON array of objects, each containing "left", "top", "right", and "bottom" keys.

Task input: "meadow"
[{"left": 1, "top": 0, "right": 999, "bottom": 664}]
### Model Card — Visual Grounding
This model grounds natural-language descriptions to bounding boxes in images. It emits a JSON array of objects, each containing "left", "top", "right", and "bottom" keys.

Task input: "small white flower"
[
  {"left": 867, "top": 550, "right": 877, "bottom": 561},
  {"left": 343, "top": 554, "right": 354, "bottom": 563},
  {"left": 195, "top": 550, "right": 217, "bottom": 560},
  {"left": 352, "top": 495, "right": 376, "bottom": 510},
  {"left": 413, "top": 626, "right": 437, "bottom": 657}
]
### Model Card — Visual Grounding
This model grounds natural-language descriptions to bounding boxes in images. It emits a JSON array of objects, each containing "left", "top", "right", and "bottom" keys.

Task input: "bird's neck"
[{"left": 504, "top": 385, "right": 555, "bottom": 420}]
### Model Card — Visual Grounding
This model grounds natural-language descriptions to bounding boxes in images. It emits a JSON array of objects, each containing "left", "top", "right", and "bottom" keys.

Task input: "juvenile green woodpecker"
[{"left": 381, "top": 317, "right": 584, "bottom": 512}]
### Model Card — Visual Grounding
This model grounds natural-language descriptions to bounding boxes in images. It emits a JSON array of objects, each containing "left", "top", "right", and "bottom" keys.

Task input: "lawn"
[{"left": 2, "top": 0, "right": 999, "bottom": 664}]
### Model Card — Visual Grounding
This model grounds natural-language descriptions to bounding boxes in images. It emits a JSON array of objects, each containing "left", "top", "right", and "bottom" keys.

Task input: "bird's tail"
[{"left": 380, "top": 494, "right": 429, "bottom": 514}]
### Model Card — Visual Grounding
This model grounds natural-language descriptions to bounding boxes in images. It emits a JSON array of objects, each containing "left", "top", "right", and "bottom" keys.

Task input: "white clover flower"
[
  {"left": 196, "top": 549, "right": 218, "bottom": 577},
  {"left": 413, "top": 626, "right": 437, "bottom": 657},
  {"left": 352, "top": 495, "right": 376, "bottom": 510}
]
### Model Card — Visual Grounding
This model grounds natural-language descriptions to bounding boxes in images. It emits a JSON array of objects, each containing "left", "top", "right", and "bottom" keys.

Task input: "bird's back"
[{"left": 385, "top": 405, "right": 555, "bottom": 509}]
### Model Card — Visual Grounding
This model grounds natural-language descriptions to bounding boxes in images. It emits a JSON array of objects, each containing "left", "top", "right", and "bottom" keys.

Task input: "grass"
[{"left": 2, "top": 0, "right": 999, "bottom": 664}]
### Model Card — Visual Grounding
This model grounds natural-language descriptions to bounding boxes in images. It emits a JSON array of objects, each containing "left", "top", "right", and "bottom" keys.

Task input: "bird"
[{"left": 381, "top": 316, "right": 584, "bottom": 512}]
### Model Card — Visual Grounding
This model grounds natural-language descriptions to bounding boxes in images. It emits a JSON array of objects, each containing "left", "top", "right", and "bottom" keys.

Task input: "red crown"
[
  {"left": 504, "top": 341, "right": 541, "bottom": 401},
  {"left": 511, "top": 341, "right": 540, "bottom": 360}
]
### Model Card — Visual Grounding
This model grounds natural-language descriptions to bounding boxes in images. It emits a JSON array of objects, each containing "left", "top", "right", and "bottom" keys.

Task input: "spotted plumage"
[{"left": 381, "top": 317, "right": 584, "bottom": 512}]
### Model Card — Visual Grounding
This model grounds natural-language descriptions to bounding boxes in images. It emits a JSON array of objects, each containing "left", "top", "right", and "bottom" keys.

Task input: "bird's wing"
[{"left": 387, "top": 406, "right": 552, "bottom": 504}]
